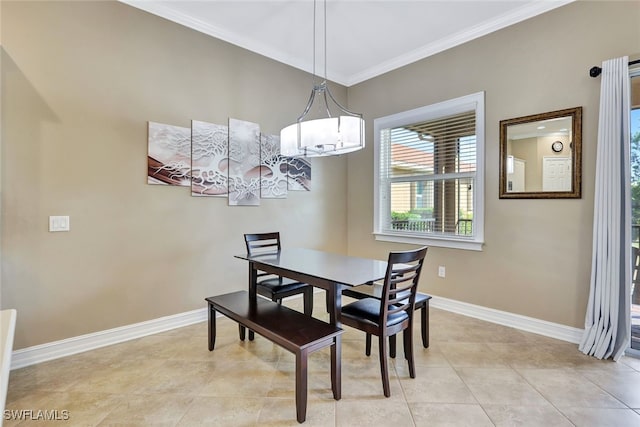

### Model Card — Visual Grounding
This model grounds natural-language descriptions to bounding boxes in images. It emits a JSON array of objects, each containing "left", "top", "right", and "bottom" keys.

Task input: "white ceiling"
[{"left": 121, "top": 0, "right": 574, "bottom": 87}]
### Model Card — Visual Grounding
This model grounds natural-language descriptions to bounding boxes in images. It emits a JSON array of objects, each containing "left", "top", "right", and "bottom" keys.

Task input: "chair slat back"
[
  {"left": 244, "top": 232, "right": 283, "bottom": 280},
  {"left": 380, "top": 247, "right": 428, "bottom": 321},
  {"left": 244, "top": 232, "right": 282, "bottom": 255}
]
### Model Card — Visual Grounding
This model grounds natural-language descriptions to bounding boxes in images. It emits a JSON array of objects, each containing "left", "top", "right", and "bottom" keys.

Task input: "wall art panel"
[
  {"left": 260, "top": 134, "right": 288, "bottom": 199},
  {"left": 147, "top": 122, "right": 191, "bottom": 186},
  {"left": 287, "top": 157, "right": 312, "bottom": 191},
  {"left": 191, "top": 120, "right": 229, "bottom": 197},
  {"left": 228, "top": 118, "right": 261, "bottom": 206}
]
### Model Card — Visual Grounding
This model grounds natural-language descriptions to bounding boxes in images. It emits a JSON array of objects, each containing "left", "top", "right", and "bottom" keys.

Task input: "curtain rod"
[{"left": 589, "top": 59, "right": 640, "bottom": 77}]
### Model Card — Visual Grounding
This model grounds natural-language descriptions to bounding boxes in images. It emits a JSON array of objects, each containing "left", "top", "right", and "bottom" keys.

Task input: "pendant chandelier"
[{"left": 280, "top": 0, "right": 365, "bottom": 157}]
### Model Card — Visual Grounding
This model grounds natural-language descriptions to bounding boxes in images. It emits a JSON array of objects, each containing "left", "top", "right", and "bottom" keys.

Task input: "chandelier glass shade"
[{"left": 280, "top": 1, "right": 365, "bottom": 157}]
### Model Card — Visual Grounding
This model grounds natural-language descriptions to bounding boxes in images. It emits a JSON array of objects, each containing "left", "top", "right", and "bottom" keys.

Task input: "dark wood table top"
[{"left": 235, "top": 248, "right": 389, "bottom": 287}]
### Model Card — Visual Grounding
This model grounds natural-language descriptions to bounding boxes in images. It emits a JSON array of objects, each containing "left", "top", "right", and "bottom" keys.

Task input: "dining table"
[{"left": 234, "top": 247, "right": 392, "bottom": 400}]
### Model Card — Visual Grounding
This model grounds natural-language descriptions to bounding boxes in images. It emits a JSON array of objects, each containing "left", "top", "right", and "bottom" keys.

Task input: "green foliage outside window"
[
  {"left": 391, "top": 211, "right": 421, "bottom": 221},
  {"left": 391, "top": 208, "right": 434, "bottom": 222}
]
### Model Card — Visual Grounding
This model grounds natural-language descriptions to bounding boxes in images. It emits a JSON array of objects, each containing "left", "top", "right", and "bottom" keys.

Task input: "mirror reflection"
[{"left": 499, "top": 107, "right": 582, "bottom": 199}]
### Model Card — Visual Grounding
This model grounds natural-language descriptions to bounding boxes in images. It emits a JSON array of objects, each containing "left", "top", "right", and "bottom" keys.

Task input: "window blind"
[{"left": 379, "top": 110, "right": 477, "bottom": 237}]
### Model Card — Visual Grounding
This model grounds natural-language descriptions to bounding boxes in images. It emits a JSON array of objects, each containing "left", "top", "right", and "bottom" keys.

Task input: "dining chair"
[
  {"left": 240, "top": 232, "right": 314, "bottom": 340},
  {"left": 342, "top": 281, "right": 432, "bottom": 355},
  {"left": 340, "top": 246, "right": 428, "bottom": 397}
]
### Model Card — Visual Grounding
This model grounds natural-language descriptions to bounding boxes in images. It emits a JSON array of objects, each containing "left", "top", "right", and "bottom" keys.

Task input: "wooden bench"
[{"left": 205, "top": 291, "right": 343, "bottom": 423}]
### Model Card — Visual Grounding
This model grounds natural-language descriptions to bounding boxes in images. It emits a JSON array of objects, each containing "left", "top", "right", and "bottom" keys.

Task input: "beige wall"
[
  {"left": 346, "top": 0, "right": 640, "bottom": 329},
  {"left": 510, "top": 135, "right": 572, "bottom": 192},
  {"left": 1, "top": 1, "right": 349, "bottom": 349},
  {"left": 1, "top": 0, "right": 3, "bottom": 301},
  {"left": 3, "top": 0, "right": 640, "bottom": 350},
  {"left": 511, "top": 137, "right": 539, "bottom": 191}
]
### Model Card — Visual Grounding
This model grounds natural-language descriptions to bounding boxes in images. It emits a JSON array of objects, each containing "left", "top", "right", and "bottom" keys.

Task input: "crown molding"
[
  {"left": 120, "top": 1, "right": 574, "bottom": 87},
  {"left": 118, "top": 0, "right": 319, "bottom": 80},
  {"left": 346, "top": 0, "right": 575, "bottom": 86}
]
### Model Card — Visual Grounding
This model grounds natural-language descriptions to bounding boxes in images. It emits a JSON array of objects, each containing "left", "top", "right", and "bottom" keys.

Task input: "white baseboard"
[
  {"left": 1, "top": 309, "right": 17, "bottom": 421},
  {"left": 11, "top": 295, "right": 584, "bottom": 370},
  {"left": 11, "top": 308, "right": 207, "bottom": 370},
  {"left": 430, "top": 295, "right": 584, "bottom": 344}
]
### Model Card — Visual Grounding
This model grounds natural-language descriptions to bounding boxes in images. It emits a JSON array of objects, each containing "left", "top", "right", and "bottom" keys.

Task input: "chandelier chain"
[
  {"left": 323, "top": 0, "right": 327, "bottom": 83},
  {"left": 312, "top": 0, "right": 328, "bottom": 87},
  {"left": 312, "top": 0, "right": 316, "bottom": 85}
]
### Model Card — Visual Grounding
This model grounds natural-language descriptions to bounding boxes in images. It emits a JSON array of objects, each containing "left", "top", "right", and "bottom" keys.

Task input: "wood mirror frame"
[{"left": 499, "top": 107, "right": 582, "bottom": 199}]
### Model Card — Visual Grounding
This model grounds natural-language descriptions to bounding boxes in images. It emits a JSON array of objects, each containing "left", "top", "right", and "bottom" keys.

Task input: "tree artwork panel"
[
  {"left": 260, "top": 134, "right": 288, "bottom": 199},
  {"left": 191, "top": 120, "right": 229, "bottom": 197},
  {"left": 287, "top": 157, "right": 311, "bottom": 191},
  {"left": 228, "top": 118, "right": 261, "bottom": 206},
  {"left": 147, "top": 122, "right": 191, "bottom": 186},
  {"left": 147, "top": 117, "right": 313, "bottom": 203}
]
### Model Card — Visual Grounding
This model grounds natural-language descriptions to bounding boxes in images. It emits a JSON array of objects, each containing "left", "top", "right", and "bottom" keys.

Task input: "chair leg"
[
  {"left": 378, "top": 335, "right": 391, "bottom": 397},
  {"left": 238, "top": 324, "right": 245, "bottom": 341},
  {"left": 244, "top": 321, "right": 255, "bottom": 341},
  {"left": 303, "top": 287, "right": 314, "bottom": 316},
  {"left": 325, "top": 290, "right": 331, "bottom": 314},
  {"left": 403, "top": 328, "right": 415, "bottom": 379},
  {"left": 403, "top": 328, "right": 409, "bottom": 360},
  {"left": 365, "top": 333, "right": 372, "bottom": 356},
  {"left": 389, "top": 334, "right": 396, "bottom": 358},
  {"left": 421, "top": 303, "right": 429, "bottom": 348},
  {"left": 239, "top": 324, "right": 255, "bottom": 341}
]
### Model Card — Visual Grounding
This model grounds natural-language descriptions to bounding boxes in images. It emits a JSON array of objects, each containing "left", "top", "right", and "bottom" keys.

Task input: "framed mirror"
[{"left": 499, "top": 107, "right": 582, "bottom": 199}]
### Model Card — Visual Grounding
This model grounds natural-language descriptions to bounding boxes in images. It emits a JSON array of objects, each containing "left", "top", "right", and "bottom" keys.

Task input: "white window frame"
[{"left": 373, "top": 91, "right": 485, "bottom": 251}]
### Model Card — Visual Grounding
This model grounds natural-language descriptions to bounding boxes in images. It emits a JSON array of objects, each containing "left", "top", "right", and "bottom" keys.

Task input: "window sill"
[{"left": 373, "top": 232, "right": 484, "bottom": 251}]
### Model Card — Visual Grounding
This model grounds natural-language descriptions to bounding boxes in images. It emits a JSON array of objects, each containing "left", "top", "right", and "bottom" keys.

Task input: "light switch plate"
[{"left": 49, "top": 216, "right": 70, "bottom": 232}]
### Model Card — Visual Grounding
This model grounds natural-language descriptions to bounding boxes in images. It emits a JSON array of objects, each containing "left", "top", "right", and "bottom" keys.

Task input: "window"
[
  {"left": 628, "top": 64, "right": 639, "bottom": 353},
  {"left": 373, "top": 92, "right": 485, "bottom": 251}
]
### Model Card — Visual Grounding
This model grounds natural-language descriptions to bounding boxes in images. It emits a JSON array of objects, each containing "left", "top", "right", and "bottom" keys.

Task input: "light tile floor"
[{"left": 5, "top": 296, "right": 640, "bottom": 426}]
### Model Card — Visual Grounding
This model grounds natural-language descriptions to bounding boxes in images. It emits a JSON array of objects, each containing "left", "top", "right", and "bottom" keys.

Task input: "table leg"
[
  {"left": 330, "top": 336, "right": 341, "bottom": 401},
  {"left": 328, "top": 283, "right": 342, "bottom": 400},
  {"left": 248, "top": 263, "right": 257, "bottom": 342},
  {"left": 208, "top": 303, "right": 216, "bottom": 351},
  {"left": 248, "top": 262, "right": 258, "bottom": 304}
]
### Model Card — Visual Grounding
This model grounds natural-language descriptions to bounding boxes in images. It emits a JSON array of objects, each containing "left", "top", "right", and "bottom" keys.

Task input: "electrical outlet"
[
  {"left": 49, "top": 216, "right": 70, "bottom": 232},
  {"left": 438, "top": 266, "right": 446, "bottom": 278}
]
